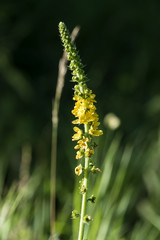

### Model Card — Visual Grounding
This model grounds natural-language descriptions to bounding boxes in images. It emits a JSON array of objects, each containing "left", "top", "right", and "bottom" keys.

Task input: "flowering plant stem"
[
  {"left": 59, "top": 22, "right": 103, "bottom": 240},
  {"left": 78, "top": 124, "right": 89, "bottom": 240}
]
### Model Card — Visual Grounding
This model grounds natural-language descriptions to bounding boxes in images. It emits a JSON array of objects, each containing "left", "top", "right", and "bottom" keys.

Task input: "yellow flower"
[
  {"left": 89, "top": 121, "right": 103, "bottom": 136},
  {"left": 85, "top": 149, "right": 94, "bottom": 157},
  {"left": 89, "top": 128, "right": 103, "bottom": 136},
  {"left": 74, "top": 137, "right": 90, "bottom": 150},
  {"left": 72, "top": 127, "right": 83, "bottom": 141},
  {"left": 76, "top": 151, "right": 84, "bottom": 159},
  {"left": 75, "top": 164, "right": 83, "bottom": 176}
]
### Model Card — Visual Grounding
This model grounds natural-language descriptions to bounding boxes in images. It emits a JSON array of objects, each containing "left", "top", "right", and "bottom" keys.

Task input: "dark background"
[{"left": 0, "top": 0, "right": 160, "bottom": 238}]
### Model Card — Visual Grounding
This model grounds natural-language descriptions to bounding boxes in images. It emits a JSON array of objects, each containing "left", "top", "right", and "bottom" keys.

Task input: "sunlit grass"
[{"left": 0, "top": 129, "right": 160, "bottom": 240}]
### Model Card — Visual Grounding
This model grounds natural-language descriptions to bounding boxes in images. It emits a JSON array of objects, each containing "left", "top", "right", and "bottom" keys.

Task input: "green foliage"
[
  {"left": 72, "top": 130, "right": 160, "bottom": 240},
  {"left": 0, "top": 130, "right": 160, "bottom": 239},
  {"left": 0, "top": 168, "right": 50, "bottom": 240}
]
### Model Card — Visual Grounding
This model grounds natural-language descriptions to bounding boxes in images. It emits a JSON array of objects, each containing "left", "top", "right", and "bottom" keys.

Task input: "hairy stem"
[{"left": 78, "top": 123, "right": 90, "bottom": 240}]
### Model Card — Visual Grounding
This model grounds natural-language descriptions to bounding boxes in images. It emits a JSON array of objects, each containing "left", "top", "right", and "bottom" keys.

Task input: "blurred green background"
[{"left": 0, "top": 0, "right": 160, "bottom": 239}]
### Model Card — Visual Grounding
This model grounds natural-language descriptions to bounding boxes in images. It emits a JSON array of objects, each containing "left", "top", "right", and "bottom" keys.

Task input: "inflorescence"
[
  {"left": 59, "top": 22, "right": 103, "bottom": 227},
  {"left": 59, "top": 21, "right": 103, "bottom": 163}
]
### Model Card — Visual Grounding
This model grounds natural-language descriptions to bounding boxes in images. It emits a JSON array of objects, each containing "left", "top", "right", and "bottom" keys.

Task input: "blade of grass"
[{"left": 50, "top": 25, "right": 80, "bottom": 237}]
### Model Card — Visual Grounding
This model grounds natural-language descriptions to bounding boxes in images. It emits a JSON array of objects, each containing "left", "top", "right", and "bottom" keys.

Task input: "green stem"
[{"left": 78, "top": 124, "right": 90, "bottom": 240}]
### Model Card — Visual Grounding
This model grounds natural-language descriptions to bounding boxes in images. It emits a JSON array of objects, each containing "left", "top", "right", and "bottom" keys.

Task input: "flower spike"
[{"left": 59, "top": 22, "right": 103, "bottom": 240}]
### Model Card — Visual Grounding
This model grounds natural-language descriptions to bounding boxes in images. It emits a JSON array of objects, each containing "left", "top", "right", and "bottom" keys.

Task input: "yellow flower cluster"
[
  {"left": 72, "top": 92, "right": 97, "bottom": 125},
  {"left": 74, "top": 136, "right": 94, "bottom": 159},
  {"left": 72, "top": 90, "right": 103, "bottom": 160}
]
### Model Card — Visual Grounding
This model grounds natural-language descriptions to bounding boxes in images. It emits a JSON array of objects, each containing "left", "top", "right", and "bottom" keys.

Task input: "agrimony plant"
[{"left": 59, "top": 22, "right": 103, "bottom": 240}]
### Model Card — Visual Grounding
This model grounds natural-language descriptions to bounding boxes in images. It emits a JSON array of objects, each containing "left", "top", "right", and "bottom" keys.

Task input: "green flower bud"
[
  {"left": 71, "top": 210, "right": 80, "bottom": 219},
  {"left": 59, "top": 22, "right": 88, "bottom": 84},
  {"left": 83, "top": 215, "right": 93, "bottom": 223},
  {"left": 91, "top": 166, "right": 101, "bottom": 173},
  {"left": 87, "top": 194, "right": 96, "bottom": 203}
]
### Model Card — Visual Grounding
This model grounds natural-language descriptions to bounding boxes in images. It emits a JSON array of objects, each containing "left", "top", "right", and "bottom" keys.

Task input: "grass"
[
  {"left": 72, "top": 129, "right": 160, "bottom": 240},
  {"left": 0, "top": 128, "right": 160, "bottom": 239}
]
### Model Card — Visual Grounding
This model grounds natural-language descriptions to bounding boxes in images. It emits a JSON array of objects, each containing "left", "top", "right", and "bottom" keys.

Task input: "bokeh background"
[{"left": 1, "top": 0, "right": 160, "bottom": 239}]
